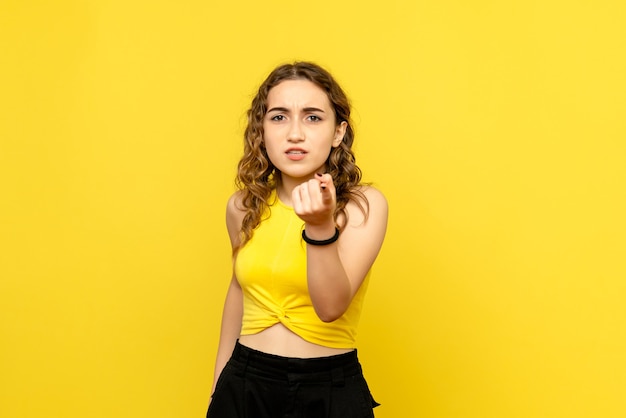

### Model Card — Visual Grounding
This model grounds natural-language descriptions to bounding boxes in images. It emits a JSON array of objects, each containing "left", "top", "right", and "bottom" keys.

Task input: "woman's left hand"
[{"left": 292, "top": 173, "right": 336, "bottom": 229}]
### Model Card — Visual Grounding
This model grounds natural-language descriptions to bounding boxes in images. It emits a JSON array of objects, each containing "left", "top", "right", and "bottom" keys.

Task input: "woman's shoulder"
[
  {"left": 226, "top": 190, "right": 246, "bottom": 215},
  {"left": 353, "top": 184, "right": 387, "bottom": 210},
  {"left": 358, "top": 184, "right": 386, "bottom": 204},
  {"left": 225, "top": 191, "right": 246, "bottom": 242},
  {"left": 345, "top": 185, "right": 388, "bottom": 226}
]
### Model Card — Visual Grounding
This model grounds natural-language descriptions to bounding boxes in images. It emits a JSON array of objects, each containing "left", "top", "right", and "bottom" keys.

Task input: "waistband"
[{"left": 229, "top": 341, "right": 362, "bottom": 384}]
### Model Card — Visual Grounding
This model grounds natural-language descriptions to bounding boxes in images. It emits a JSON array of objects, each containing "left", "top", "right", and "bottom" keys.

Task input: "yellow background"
[{"left": 1, "top": 1, "right": 625, "bottom": 417}]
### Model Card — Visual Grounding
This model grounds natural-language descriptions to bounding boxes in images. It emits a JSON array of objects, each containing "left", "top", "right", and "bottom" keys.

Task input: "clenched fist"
[{"left": 292, "top": 173, "right": 336, "bottom": 230}]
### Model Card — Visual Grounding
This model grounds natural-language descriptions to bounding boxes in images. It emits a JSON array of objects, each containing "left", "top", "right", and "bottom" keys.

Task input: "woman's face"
[{"left": 263, "top": 79, "right": 347, "bottom": 184}]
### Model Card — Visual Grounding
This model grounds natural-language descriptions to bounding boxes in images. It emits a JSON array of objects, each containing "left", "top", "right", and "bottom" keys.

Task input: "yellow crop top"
[{"left": 235, "top": 191, "right": 371, "bottom": 349}]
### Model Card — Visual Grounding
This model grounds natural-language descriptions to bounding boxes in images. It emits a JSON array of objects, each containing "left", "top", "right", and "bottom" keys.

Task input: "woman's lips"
[{"left": 286, "top": 149, "right": 307, "bottom": 161}]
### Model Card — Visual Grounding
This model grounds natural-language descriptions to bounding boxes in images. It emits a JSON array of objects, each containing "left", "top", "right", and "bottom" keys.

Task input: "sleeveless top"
[{"left": 234, "top": 191, "right": 371, "bottom": 349}]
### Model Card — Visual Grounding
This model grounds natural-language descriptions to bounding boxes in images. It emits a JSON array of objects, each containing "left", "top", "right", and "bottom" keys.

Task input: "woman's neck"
[{"left": 275, "top": 174, "right": 315, "bottom": 206}]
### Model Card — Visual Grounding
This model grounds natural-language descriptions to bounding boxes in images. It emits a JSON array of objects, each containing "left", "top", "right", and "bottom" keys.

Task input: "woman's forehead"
[{"left": 266, "top": 79, "right": 331, "bottom": 109}]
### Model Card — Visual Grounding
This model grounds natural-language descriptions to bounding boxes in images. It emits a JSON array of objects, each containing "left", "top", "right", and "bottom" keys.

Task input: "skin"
[{"left": 210, "top": 79, "right": 388, "bottom": 395}]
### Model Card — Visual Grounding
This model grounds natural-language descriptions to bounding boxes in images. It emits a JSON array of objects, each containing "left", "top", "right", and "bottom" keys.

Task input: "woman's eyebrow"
[
  {"left": 302, "top": 107, "right": 326, "bottom": 113},
  {"left": 267, "top": 106, "right": 289, "bottom": 113},
  {"left": 266, "top": 106, "right": 326, "bottom": 113}
]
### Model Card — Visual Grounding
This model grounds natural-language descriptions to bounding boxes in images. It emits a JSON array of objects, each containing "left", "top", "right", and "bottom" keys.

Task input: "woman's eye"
[
  {"left": 271, "top": 115, "right": 285, "bottom": 121},
  {"left": 307, "top": 115, "right": 321, "bottom": 122}
]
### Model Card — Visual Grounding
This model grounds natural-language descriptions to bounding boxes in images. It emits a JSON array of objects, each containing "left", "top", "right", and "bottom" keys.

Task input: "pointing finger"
[{"left": 315, "top": 173, "right": 335, "bottom": 205}]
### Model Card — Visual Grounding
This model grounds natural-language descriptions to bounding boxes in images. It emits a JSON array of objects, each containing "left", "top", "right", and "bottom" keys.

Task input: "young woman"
[{"left": 207, "top": 61, "right": 388, "bottom": 418}]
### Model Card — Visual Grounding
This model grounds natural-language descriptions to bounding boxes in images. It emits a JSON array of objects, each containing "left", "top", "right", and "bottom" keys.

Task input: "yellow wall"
[{"left": 1, "top": 1, "right": 625, "bottom": 417}]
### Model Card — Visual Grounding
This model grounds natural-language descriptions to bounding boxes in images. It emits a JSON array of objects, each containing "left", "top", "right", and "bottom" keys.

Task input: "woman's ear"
[{"left": 333, "top": 121, "right": 348, "bottom": 147}]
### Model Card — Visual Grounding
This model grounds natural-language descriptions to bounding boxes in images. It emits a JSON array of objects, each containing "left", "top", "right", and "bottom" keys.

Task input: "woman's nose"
[{"left": 287, "top": 120, "right": 304, "bottom": 141}]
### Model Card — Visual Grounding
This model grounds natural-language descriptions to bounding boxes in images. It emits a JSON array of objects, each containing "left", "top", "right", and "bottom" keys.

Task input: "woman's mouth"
[{"left": 286, "top": 149, "right": 307, "bottom": 160}]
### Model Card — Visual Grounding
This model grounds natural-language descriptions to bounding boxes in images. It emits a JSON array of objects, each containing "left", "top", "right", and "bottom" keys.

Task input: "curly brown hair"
[{"left": 235, "top": 61, "right": 368, "bottom": 249}]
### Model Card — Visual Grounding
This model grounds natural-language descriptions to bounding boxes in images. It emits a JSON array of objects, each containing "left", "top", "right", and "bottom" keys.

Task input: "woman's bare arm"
[
  {"left": 210, "top": 193, "right": 245, "bottom": 394},
  {"left": 294, "top": 180, "right": 388, "bottom": 322},
  {"left": 210, "top": 276, "right": 242, "bottom": 394}
]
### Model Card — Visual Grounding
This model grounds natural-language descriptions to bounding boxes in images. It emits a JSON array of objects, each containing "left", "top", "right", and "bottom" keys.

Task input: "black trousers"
[{"left": 207, "top": 341, "right": 379, "bottom": 418}]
